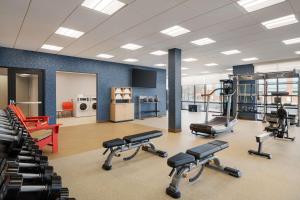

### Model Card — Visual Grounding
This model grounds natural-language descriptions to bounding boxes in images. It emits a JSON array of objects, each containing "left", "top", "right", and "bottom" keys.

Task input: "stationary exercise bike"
[{"left": 249, "top": 98, "right": 295, "bottom": 159}]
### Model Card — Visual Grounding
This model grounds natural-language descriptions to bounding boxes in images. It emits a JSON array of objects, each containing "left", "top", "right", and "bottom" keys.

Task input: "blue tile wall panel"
[{"left": 0, "top": 47, "right": 166, "bottom": 124}]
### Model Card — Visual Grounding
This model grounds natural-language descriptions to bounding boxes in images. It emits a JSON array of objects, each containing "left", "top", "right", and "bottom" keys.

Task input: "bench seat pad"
[
  {"left": 123, "top": 130, "right": 162, "bottom": 143},
  {"left": 103, "top": 138, "right": 125, "bottom": 148},
  {"left": 186, "top": 140, "right": 228, "bottom": 160},
  {"left": 167, "top": 152, "right": 195, "bottom": 168},
  {"left": 209, "top": 140, "right": 229, "bottom": 149}
]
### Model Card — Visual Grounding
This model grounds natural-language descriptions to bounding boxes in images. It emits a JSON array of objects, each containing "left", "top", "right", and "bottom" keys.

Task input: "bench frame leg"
[
  {"left": 166, "top": 156, "right": 241, "bottom": 199},
  {"left": 248, "top": 141, "right": 272, "bottom": 159},
  {"left": 102, "top": 148, "right": 121, "bottom": 171},
  {"left": 206, "top": 157, "right": 242, "bottom": 178},
  {"left": 102, "top": 142, "right": 167, "bottom": 171},
  {"left": 142, "top": 143, "right": 168, "bottom": 158},
  {"left": 166, "top": 166, "right": 190, "bottom": 199}
]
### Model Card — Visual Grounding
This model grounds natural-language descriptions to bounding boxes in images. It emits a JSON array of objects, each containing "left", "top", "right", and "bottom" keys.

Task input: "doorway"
[
  {"left": 56, "top": 71, "right": 97, "bottom": 127},
  {"left": 7, "top": 68, "right": 44, "bottom": 116}
]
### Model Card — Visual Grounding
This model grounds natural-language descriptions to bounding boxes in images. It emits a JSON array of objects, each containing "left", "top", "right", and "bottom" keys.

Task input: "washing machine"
[
  {"left": 90, "top": 97, "right": 97, "bottom": 116},
  {"left": 74, "top": 97, "right": 90, "bottom": 117}
]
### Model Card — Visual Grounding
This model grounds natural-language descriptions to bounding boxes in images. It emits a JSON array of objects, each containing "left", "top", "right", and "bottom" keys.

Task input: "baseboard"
[{"left": 168, "top": 128, "right": 182, "bottom": 133}]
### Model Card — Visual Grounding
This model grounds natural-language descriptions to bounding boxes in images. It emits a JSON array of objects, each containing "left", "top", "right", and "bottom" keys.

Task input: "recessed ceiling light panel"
[
  {"left": 205, "top": 63, "right": 218, "bottom": 66},
  {"left": 160, "top": 25, "right": 190, "bottom": 37},
  {"left": 82, "top": 0, "right": 126, "bottom": 15},
  {"left": 262, "top": 14, "right": 298, "bottom": 29},
  {"left": 181, "top": 67, "right": 189, "bottom": 70},
  {"left": 183, "top": 58, "right": 198, "bottom": 62},
  {"left": 221, "top": 50, "right": 241, "bottom": 55},
  {"left": 97, "top": 53, "right": 114, "bottom": 58},
  {"left": 150, "top": 50, "right": 168, "bottom": 56},
  {"left": 226, "top": 68, "right": 233, "bottom": 71},
  {"left": 237, "top": 0, "right": 286, "bottom": 13},
  {"left": 121, "top": 43, "right": 143, "bottom": 50},
  {"left": 124, "top": 58, "right": 138, "bottom": 62},
  {"left": 295, "top": 51, "right": 300, "bottom": 55},
  {"left": 191, "top": 38, "right": 216, "bottom": 46},
  {"left": 282, "top": 37, "right": 300, "bottom": 45},
  {"left": 155, "top": 64, "right": 166, "bottom": 67},
  {"left": 242, "top": 57, "right": 258, "bottom": 61},
  {"left": 55, "top": 27, "right": 84, "bottom": 38},
  {"left": 41, "top": 44, "right": 63, "bottom": 51}
]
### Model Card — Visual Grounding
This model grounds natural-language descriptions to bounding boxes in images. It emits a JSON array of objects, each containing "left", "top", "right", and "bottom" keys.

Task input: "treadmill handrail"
[
  {"left": 202, "top": 88, "right": 236, "bottom": 97},
  {"left": 203, "top": 88, "right": 236, "bottom": 124},
  {"left": 201, "top": 88, "right": 222, "bottom": 97}
]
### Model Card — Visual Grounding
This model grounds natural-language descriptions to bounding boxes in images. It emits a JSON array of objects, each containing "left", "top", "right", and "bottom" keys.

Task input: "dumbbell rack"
[
  {"left": 0, "top": 108, "right": 75, "bottom": 200},
  {"left": 137, "top": 96, "right": 160, "bottom": 120}
]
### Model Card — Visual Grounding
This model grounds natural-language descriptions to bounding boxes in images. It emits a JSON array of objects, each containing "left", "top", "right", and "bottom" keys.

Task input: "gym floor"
[{"left": 44, "top": 111, "right": 300, "bottom": 200}]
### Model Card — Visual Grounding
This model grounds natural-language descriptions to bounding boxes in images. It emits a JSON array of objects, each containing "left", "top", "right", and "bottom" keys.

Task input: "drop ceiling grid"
[
  {"left": 78, "top": 1, "right": 244, "bottom": 61},
  {"left": 14, "top": 0, "right": 83, "bottom": 51},
  {"left": 77, "top": 1, "right": 239, "bottom": 59},
  {"left": 0, "top": 0, "right": 299, "bottom": 73},
  {"left": 0, "top": 0, "right": 30, "bottom": 48},
  {"left": 60, "top": 0, "right": 191, "bottom": 56},
  {"left": 114, "top": 1, "right": 297, "bottom": 63}
]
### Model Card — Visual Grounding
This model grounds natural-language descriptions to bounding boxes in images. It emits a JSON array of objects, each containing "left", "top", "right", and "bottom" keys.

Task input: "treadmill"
[{"left": 190, "top": 82, "right": 238, "bottom": 138}]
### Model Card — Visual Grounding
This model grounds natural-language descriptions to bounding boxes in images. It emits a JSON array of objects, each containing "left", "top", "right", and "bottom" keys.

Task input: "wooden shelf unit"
[{"left": 110, "top": 87, "right": 134, "bottom": 122}]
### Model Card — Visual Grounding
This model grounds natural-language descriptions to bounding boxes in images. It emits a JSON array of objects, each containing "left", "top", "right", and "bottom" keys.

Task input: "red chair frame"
[{"left": 9, "top": 104, "right": 60, "bottom": 153}]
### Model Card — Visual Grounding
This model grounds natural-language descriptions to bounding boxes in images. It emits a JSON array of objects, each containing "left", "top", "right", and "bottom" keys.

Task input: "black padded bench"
[
  {"left": 101, "top": 130, "right": 167, "bottom": 171},
  {"left": 166, "top": 140, "right": 241, "bottom": 199},
  {"left": 123, "top": 130, "right": 162, "bottom": 143}
]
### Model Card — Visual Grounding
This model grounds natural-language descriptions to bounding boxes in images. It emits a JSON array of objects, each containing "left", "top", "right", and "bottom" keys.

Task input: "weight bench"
[
  {"left": 248, "top": 132, "right": 273, "bottom": 159},
  {"left": 101, "top": 130, "right": 168, "bottom": 170},
  {"left": 248, "top": 130, "right": 295, "bottom": 159},
  {"left": 166, "top": 140, "right": 241, "bottom": 199}
]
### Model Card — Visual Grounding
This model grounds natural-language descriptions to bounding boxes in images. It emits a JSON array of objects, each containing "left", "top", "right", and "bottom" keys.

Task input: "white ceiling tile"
[
  {"left": 15, "top": 0, "right": 82, "bottom": 51},
  {"left": 62, "top": 7, "right": 109, "bottom": 31},
  {"left": 249, "top": 1, "right": 294, "bottom": 22},
  {"left": 289, "top": 0, "right": 300, "bottom": 12},
  {"left": 0, "top": 0, "right": 30, "bottom": 48},
  {"left": 183, "top": 0, "right": 232, "bottom": 13},
  {"left": 183, "top": 4, "right": 244, "bottom": 31},
  {"left": 62, "top": 3, "right": 147, "bottom": 55}
]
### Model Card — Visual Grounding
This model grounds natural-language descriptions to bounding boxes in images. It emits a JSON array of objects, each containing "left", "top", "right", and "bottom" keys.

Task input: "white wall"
[
  {"left": 16, "top": 76, "right": 30, "bottom": 115},
  {"left": 255, "top": 60, "right": 300, "bottom": 73},
  {"left": 0, "top": 75, "right": 8, "bottom": 109},
  {"left": 182, "top": 73, "right": 229, "bottom": 85},
  {"left": 28, "top": 76, "right": 39, "bottom": 116},
  {"left": 56, "top": 71, "right": 96, "bottom": 110}
]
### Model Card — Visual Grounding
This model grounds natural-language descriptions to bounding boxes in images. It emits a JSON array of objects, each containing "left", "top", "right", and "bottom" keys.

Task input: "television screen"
[{"left": 132, "top": 69, "right": 157, "bottom": 88}]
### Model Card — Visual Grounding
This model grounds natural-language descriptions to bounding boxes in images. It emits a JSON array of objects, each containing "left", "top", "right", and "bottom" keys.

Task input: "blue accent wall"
[{"left": 0, "top": 47, "right": 166, "bottom": 124}]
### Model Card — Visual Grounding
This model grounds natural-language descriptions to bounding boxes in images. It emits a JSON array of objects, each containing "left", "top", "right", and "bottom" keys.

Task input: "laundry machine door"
[
  {"left": 92, "top": 103, "right": 97, "bottom": 110},
  {"left": 80, "top": 103, "right": 88, "bottom": 111}
]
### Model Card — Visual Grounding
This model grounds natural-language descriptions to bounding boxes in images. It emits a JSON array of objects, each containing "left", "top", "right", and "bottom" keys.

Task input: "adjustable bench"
[
  {"left": 166, "top": 140, "right": 241, "bottom": 199},
  {"left": 101, "top": 130, "right": 168, "bottom": 170}
]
